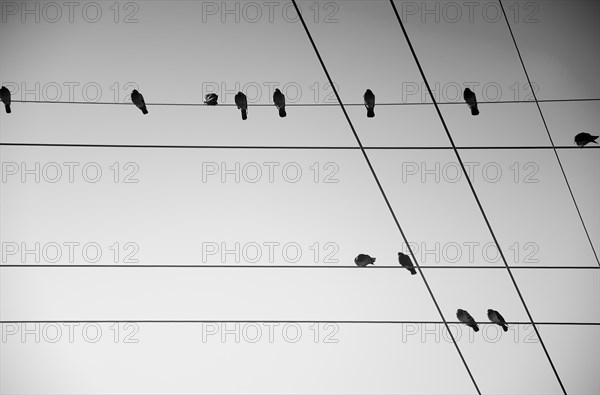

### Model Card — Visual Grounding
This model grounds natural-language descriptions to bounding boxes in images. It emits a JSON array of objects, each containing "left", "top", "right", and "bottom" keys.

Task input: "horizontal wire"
[
  {"left": 9, "top": 98, "right": 600, "bottom": 107},
  {"left": 1, "top": 319, "right": 598, "bottom": 325},
  {"left": 1, "top": 265, "right": 598, "bottom": 269},
  {"left": 1, "top": 143, "right": 598, "bottom": 150}
]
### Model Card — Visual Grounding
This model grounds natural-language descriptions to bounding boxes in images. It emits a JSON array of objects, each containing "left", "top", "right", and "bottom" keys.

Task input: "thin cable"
[
  {"left": 1, "top": 142, "right": 599, "bottom": 150},
  {"left": 1, "top": 265, "right": 598, "bottom": 270},
  {"left": 389, "top": 1, "right": 566, "bottom": 393},
  {"left": 290, "top": 1, "right": 481, "bottom": 393},
  {"left": 1, "top": 319, "right": 597, "bottom": 326},
  {"left": 9, "top": 98, "right": 600, "bottom": 107},
  {"left": 499, "top": 0, "right": 599, "bottom": 268}
]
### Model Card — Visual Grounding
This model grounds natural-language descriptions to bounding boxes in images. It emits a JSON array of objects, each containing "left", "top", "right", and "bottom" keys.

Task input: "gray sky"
[{"left": 1, "top": 0, "right": 599, "bottom": 394}]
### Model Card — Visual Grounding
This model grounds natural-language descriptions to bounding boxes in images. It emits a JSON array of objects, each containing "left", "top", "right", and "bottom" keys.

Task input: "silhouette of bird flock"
[
  {"left": 0, "top": 84, "right": 595, "bottom": 334},
  {"left": 356, "top": 251, "right": 512, "bottom": 332},
  {"left": 1, "top": 85, "right": 596, "bottom": 148}
]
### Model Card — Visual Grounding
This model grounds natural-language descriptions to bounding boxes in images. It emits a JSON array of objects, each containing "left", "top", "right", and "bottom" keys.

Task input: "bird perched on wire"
[
  {"left": 463, "top": 88, "right": 479, "bottom": 116},
  {"left": 204, "top": 93, "right": 219, "bottom": 106},
  {"left": 235, "top": 92, "right": 248, "bottom": 120},
  {"left": 131, "top": 89, "right": 148, "bottom": 114},
  {"left": 363, "top": 89, "right": 375, "bottom": 118},
  {"left": 487, "top": 309, "right": 508, "bottom": 332},
  {"left": 398, "top": 252, "right": 417, "bottom": 275},
  {"left": 1, "top": 86, "right": 12, "bottom": 113},
  {"left": 457, "top": 309, "right": 479, "bottom": 332},
  {"left": 354, "top": 254, "right": 375, "bottom": 267},
  {"left": 273, "top": 88, "right": 286, "bottom": 117},
  {"left": 574, "top": 132, "right": 598, "bottom": 147}
]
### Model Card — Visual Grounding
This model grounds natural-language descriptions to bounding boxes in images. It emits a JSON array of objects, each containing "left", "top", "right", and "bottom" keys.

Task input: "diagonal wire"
[
  {"left": 498, "top": 0, "right": 599, "bottom": 268},
  {"left": 289, "top": 1, "right": 481, "bottom": 393},
  {"left": 388, "top": 1, "right": 567, "bottom": 393}
]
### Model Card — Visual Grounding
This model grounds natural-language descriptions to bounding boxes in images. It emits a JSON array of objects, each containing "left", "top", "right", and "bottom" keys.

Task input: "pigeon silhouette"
[
  {"left": 463, "top": 88, "right": 479, "bottom": 116},
  {"left": 354, "top": 254, "right": 375, "bottom": 267},
  {"left": 363, "top": 89, "right": 375, "bottom": 118},
  {"left": 273, "top": 88, "right": 286, "bottom": 117},
  {"left": 1, "top": 86, "right": 12, "bottom": 114},
  {"left": 457, "top": 309, "right": 479, "bottom": 332},
  {"left": 234, "top": 92, "right": 248, "bottom": 120},
  {"left": 204, "top": 93, "right": 219, "bottom": 106},
  {"left": 487, "top": 309, "right": 508, "bottom": 332},
  {"left": 574, "top": 132, "right": 599, "bottom": 147},
  {"left": 131, "top": 89, "right": 148, "bottom": 114},
  {"left": 398, "top": 252, "right": 417, "bottom": 275}
]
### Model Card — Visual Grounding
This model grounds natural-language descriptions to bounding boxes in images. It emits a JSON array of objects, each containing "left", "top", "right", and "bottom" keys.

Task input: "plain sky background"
[{"left": 1, "top": 0, "right": 599, "bottom": 394}]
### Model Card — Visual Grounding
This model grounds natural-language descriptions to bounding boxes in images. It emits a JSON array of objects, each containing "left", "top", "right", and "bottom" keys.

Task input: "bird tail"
[
  {"left": 367, "top": 108, "right": 375, "bottom": 118},
  {"left": 4, "top": 104, "right": 11, "bottom": 114},
  {"left": 241, "top": 109, "right": 247, "bottom": 120},
  {"left": 591, "top": 136, "right": 599, "bottom": 143},
  {"left": 279, "top": 107, "right": 287, "bottom": 118},
  {"left": 409, "top": 268, "right": 417, "bottom": 275},
  {"left": 471, "top": 107, "right": 479, "bottom": 116},
  {"left": 141, "top": 106, "right": 148, "bottom": 115},
  {"left": 472, "top": 324, "right": 479, "bottom": 332},
  {"left": 502, "top": 324, "right": 508, "bottom": 332}
]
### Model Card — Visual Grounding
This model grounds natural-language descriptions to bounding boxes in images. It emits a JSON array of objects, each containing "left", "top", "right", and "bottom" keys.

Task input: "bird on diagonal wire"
[
  {"left": 463, "top": 88, "right": 479, "bottom": 116},
  {"left": 235, "top": 92, "right": 248, "bottom": 120},
  {"left": 204, "top": 93, "right": 219, "bottom": 106},
  {"left": 398, "top": 252, "right": 417, "bottom": 275},
  {"left": 131, "top": 89, "right": 148, "bottom": 114},
  {"left": 364, "top": 89, "right": 375, "bottom": 118},
  {"left": 457, "top": 309, "right": 479, "bottom": 332},
  {"left": 574, "top": 132, "right": 599, "bottom": 147},
  {"left": 487, "top": 309, "right": 508, "bottom": 332},
  {"left": 1, "top": 86, "right": 12, "bottom": 114},
  {"left": 354, "top": 254, "right": 375, "bottom": 267},
  {"left": 273, "top": 88, "right": 286, "bottom": 117}
]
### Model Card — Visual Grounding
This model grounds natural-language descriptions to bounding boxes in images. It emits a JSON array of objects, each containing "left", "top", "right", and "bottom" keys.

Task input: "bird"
[
  {"left": 463, "top": 88, "right": 479, "bottom": 116},
  {"left": 574, "top": 132, "right": 599, "bottom": 147},
  {"left": 131, "top": 89, "right": 148, "bottom": 114},
  {"left": 456, "top": 309, "right": 479, "bottom": 332},
  {"left": 273, "top": 88, "right": 286, "bottom": 117},
  {"left": 354, "top": 254, "right": 375, "bottom": 267},
  {"left": 363, "top": 89, "right": 375, "bottom": 118},
  {"left": 234, "top": 92, "right": 248, "bottom": 120},
  {"left": 204, "top": 93, "right": 219, "bottom": 106},
  {"left": 0, "top": 86, "right": 12, "bottom": 113},
  {"left": 487, "top": 309, "right": 508, "bottom": 332},
  {"left": 397, "top": 252, "right": 417, "bottom": 275}
]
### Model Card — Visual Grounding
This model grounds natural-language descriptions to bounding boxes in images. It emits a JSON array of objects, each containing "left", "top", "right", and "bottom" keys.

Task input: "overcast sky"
[{"left": 1, "top": 1, "right": 599, "bottom": 394}]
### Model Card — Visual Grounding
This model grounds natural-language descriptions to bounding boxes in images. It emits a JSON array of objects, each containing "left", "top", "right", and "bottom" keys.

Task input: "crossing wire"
[
  {"left": 498, "top": 0, "right": 599, "bottom": 268},
  {"left": 388, "top": 0, "right": 567, "bottom": 393},
  {"left": 289, "top": 0, "right": 482, "bottom": 393}
]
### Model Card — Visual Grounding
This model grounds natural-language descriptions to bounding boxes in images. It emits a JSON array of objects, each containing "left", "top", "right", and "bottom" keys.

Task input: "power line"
[
  {"left": 0, "top": 319, "right": 600, "bottom": 326},
  {"left": 499, "top": 0, "right": 600, "bottom": 269},
  {"left": 9, "top": 98, "right": 600, "bottom": 107},
  {"left": 290, "top": 1, "right": 481, "bottom": 393},
  {"left": 1, "top": 319, "right": 597, "bottom": 326},
  {"left": 388, "top": 1, "right": 566, "bottom": 393},
  {"left": 1, "top": 142, "right": 599, "bottom": 150},
  {"left": 1, "top": 265, "right": 598, "bottom": 270}
]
